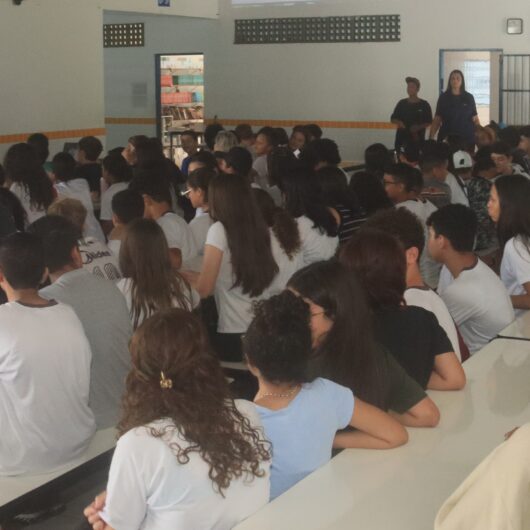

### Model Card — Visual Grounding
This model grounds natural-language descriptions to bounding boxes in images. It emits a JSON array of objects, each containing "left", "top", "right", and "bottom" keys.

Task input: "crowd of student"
[{"left": 0, "top": 117, "right": 529, "bottom": 529}]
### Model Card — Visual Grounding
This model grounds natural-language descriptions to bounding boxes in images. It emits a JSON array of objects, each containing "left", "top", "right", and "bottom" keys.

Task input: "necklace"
[{"left": 260, "top": 384, "right": 300, "bottom": 398}]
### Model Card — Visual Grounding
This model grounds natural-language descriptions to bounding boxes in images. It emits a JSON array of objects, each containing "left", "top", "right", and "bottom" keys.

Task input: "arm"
[
  {"left": 169, "top": 248, "right": 182, "bottom": 270},
  {"left": 333, "top": 398, "right": 408, "bottom": 449},
  {"left": 510, "top": 282, "right": 530, "bottom": 310},
  {"left": 100, "top": 220, "right": 114, "bottom": 238},
  {"left": 190, "top": 244, "right": 223, "bottom": 298},
  {"left": 428, "top": 351, "right": 466, "bottom": 390},
  {"left": 84, "top": 491, "right": 114, "bottom": 530},
  {"left": 391, "top": 396, "right": 440, "bottom": 428},
  {"left": 472, "top": 115, "right": 481, "bottom": 127},
  {"left": 429, "top": 115, "right": 442, "bottom": 139},
  {"left": 391, "top": 118, "right": 406, "bottom": 129}
]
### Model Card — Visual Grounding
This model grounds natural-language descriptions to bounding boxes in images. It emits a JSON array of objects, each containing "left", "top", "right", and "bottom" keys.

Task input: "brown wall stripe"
[{"left": 0, "top": 128, "right": 106, "bottom": 145}]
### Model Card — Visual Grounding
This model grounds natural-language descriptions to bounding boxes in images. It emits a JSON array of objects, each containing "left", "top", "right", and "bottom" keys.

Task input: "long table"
[
  {"left": 235, "top": 338, "right": 530, "bottom": 530},
  {"left": 498, "top": 311, "right": 530, "bottom": 341}
]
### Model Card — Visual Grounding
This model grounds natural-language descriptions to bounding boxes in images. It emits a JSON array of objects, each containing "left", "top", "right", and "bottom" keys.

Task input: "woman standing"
[{"left": 430, "top": 70, "right": 480, "bottom": 149}]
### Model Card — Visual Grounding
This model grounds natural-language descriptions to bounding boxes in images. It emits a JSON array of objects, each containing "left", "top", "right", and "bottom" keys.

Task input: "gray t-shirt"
[{"left": 40, "top": 268, "right": 132, "bottom": 428}]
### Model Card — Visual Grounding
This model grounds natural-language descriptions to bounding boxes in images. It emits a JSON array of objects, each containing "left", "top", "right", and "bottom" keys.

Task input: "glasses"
[
  {"left": 383, "top": 179, "right": 399, "bottom": 186},
  {"left": 310, "top": 311, "right": 325, "bottom": 317}
]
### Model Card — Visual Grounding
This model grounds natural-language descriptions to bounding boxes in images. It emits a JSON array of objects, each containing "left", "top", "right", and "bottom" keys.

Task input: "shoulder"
[
  {"left": 234, "top": 399, "right": 262, "bottom": 426},
  {"left": 206, "top": 220, "right": 226, "bottom": 240},
  {"left": 158, "top": 212, "right": 187, "bottom": 228}
]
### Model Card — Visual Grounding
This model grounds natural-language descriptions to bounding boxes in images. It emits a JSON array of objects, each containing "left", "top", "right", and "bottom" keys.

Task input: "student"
[
  {"left": 223, "top": 146, "right": 256, "bottom": 184},
  {"left": 99, "top": 152, "right": 132, "bottom": 234},
  {"left": 84, "top": 309, "right": 271, "bottom": 530},
  {"left": 305, "top": 123, "right": 323, "bottom": 142},
  {"left": 364, "top": 143, "right": 393, "bottom": 180},
  {"left": 118, "top": 218, "right": 199, "bottom": 328},
  {"left": 340, "top": 228, "right": 466, "bottom": 390},
  {"left": 29, "top": 215, "right": 132, "bottom": 428},
  {"left": 121, "top": 135, "right": 149, "bottom": 167},
  {"left": 75, "top": 136, "right": 104, "bottom": 205},
  {"left": 213, "top": 130, "right": 239, "bottom": 153},
  {"left": 48, "top": 198, "right": 121, "bottom": 281},
  {"left": 27, "top": 132, "right": 52, "bottom": 174},
  {"left": 179, "top": 129, "right": 200, "bottom": 176},
  {"left": 299, "top": 138, "right": 341, "bottom": 172},
  {"left": 364, "top": 207, "right": 464, "bottom": 361},
  {"left": 488, "top": 175, "right": 530, "bottom": 312},
  {"left": 252, "top": 126, "right": 276, "bottom": 189},
  {"left": 4, "top": 142, "right": 54, "bottom": 225},
  {"left": 0, "top": 232, "right": 95, "bottom": 475},
  {"left": 129, "top": 169, "right": 196, "bottom": 269},
  {"left": 427, "top": 204, "right": 514, "bottom": 353},
  {"left": 287, "top": 261, "right": 440, "bottom": 427},
  {"left": 52, "top": 152, "right": 105, "bottom": 242},
  {"left": 490, "top": 140, "right": 530, "bottom": 179},
  {"left": 244, "top": 291, "right": 408, "bottom": 500},
  {"left": 183, "top": 173, "right": 279, "bottom": 361},
  {"left": 288, "top": 125, "right": 310, "bottom": 155},
  {"left": 348, "top": 171, "right": 393, "bottom": 216},
  {"left": 107, "top": 189, "right": 144, "bottom": 257},
  {"left": 234, "top": 123, "right": 256, "bottom": 152},
  {"left": 383, "top": 162, "right": 441, "bottom": 288},
  {"left": 280, "top": 165, "right": 339, "bottom": 264}
]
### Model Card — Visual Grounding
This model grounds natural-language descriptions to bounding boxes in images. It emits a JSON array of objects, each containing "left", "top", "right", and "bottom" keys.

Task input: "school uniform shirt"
[
  {"left": 156, "top": 211, "right": 197, "bottom": 263},
  {"left": 256, "top": 378, "right": 354, "bottom": 500},
  {"left": 55, "top": 178, "right": 105, "bottom": 241},
  {"left": 500, "top": 236, "right": 530, "bottom": 316},
  {"left": 117, "top": 277, "right": 200, "bottom": 328},
  {"left": 397, "top": 199, "right": 441, "bottom": 289},
  {"left": 296, "top": 215, "right": 339, "bottom": 266},
  {"left": 99, "top": 182, "right": 129, "bottom": 221},
  {"left": 100, "top": 400, "right": 270, "bottom": 530},
  {"left": 374, "top": 306, "right": 453, "bottom": 388},
  {"left": 420, "top": 177, "right": 451, "bottom": 209},
  {"left": 41, "top": 269, "right": 132, "bottom": 428},
  {"left": 435, "top": 91, "right": 478, "bottom": 146},
  {"left": 9, "top": 182, "right": 47, "bottom": 225},
  {"left": 390, "top": 98, "right": 433, "bottom": 150},
  {"left": 404, "top": 286, "right": 462, "bottom": 361},
  {"left": 0, "top": 300, "right": 95, "bottom": 475},
  {"left": 437, "top": 261, "right": 515, "bottom": 353},
  {"left": 107, "top": 238, "right": 121, "bottom": 258},
  {"left": 79, "top": 237, "right": 121, "bottom": 281},
  {"left": 268, "top": 230, "right": 305, "bottom": 293},
  {"left": 445, "top": 172, "right": 469, "bottom": 206},
  {"left": 184, "top": 211, "right": 214, "bottom": 271}
]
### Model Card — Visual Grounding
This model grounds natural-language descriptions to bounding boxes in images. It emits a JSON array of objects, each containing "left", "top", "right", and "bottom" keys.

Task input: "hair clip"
[{"left": 160, "top": 371, "right": 173, "bottom": 390}]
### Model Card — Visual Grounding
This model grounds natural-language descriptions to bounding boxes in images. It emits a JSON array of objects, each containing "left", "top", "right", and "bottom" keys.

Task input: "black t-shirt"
[
  {"left": 374, "top": 306, "right": 452, "bottom": 388},
  {"left": 75, "top": 163, "right": 102, "bottom": 193},
  {"left": 435, "top": 91, "right": 477, "bottom": 146},
  {"left": 391, "top": 98, "right": 433, "bottom": 149}
]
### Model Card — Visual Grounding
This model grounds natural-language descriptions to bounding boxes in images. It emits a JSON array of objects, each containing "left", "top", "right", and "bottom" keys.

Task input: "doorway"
[{"left": 439, "top": 49, "right": 502, "bottom": 125}]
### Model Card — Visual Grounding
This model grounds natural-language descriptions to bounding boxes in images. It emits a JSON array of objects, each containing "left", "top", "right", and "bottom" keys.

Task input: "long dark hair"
[
  {"left": 209, "top": 173, "right": 278, "bottom": 296},
  {"left": 118, "top": 309, "right": 270, "bottom": 494},
  {"left": 316, "top": 166, "right": 360, "bottom": 212},
  {"left": 280, "top": 165, "right": 338, "bottom": 237},
  {"left": 253, "top": 188, "right": 301, "bottom": 259},
  {"left": 4, "top": 143, "right": 54, "bottom": 211},
  {"left": 495, "top": 175, "right": 530, "bottom": 251},
  {"left": 349, "top": 171, "right": 393, "bottom": 216},
  {"left": 287, "top": 260, "right": 388, "bottom": 409},
  {"left": 445, "top": 69, "right": 466, "bottom": 94}
]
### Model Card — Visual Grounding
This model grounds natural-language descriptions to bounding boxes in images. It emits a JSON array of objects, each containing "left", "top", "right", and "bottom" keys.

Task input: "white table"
[
  {"left": 235, "top": 339, "right": 530, "bottom": 530},
  {"left": 498, "top": 311, "right": 530, "bottom": 341}
]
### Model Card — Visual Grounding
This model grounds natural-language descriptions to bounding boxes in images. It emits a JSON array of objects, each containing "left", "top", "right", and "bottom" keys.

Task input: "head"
[
  {"left": 244, "top": 291, "right": 311, "bottom": 385},
  {"left": 254, "top": 127, "right": 276, "bottom": 157},
  {"left": 491, "top": 141, "right": 513, "bottom": 175},
  {"left": 51, "top": 152, "right": 76, "bottom": 182},
  {"left": 305, "top": 124, "right": 323, "bottom": 142},
  {"left": 77, "top": 136, "right": 103, "bottom": 164},
  {"left": 426, "top": 204, "right": 477, "bottom": 261},
  {"left": 204, "top": 124, "right": 225, "bottom": 151},
  {"left": 498, "top": 126, "right": 521, "bottom": 149},
  {"left": 348, "top": 171, "right": 393, "bottom": 216},
  {"left": 135, "top": 137, "right": 165, "bottom": 169},
  {"left": 119, "top": 309, "right": 270, "bottom": 494},
  {"left": 27, "top": 133, "right": 50, "bottom": 166},
  {"left": 234, "top": 124, "right": 255, "bottom": 146},
  {"left": 0, "top": 232, "right": 46, "bottom": 295},
  {"left": 472, "top": 154, "right": 497, "bottom": 180},
  {"left": 405, "top": 76, "right": 420, "bottom": 97},
  {"left": 122, "top": 135, "right": 149, "bottom": 166},
  {"left": 129, "top": 169, "right": 172, "bottom": 218},
  {"left": 213, "top": 131, "right": 239, "bottom": 154},
  {"left": 383, "top": 163, "right": 423, "bottom": 203},
  {"left": 186, "top": 167, "right": 215, "bottom": 209},
  {"left": 102, "top": 152, "right": 133, "bottom": 185},
  {"left": 419, "top": 151, "right": 448, "bottom": 180},
  {"left": 475, "top": 126, "right": 496, "bottom": 148},
  {"left": 267, "top": 146, "right": 296, "bottom": 188},
  {"left": 272, "top": 128, "right": 289, "bottom": 147},
  {"left": 111, "top": 189, "right": 145, "bottom": 226},
  {"left": 26, "top": 215, "right": 82, "bottom": 276},
  {"left": 224, "top": 146, "right": 253, "bottom": 178},
  {"left": 47, "top": 198, "right": 87, "bottom": 233},
  {"left": 446, "top": 70, "right": 465, "bottom": 94},
  {"left": 289, "top": 125, "right": 310, "bottom": 152},
  {"left": 364, "top": 143, "right": 393, "bottom": 177},
  {"left": 452, "top": 150, "right": 473, "bottom": 179},
  {"left": 339, "top": 228, "right": 406, "bottom": 311},
  {"left": 180, "top": 130, "right": 199, "bottom": 156},
  {"left": 518, "top": 125, "right": 530, "bottom": 155},
  {"left": 316, "top": 165, "right": 359, "bottom": 211},
  {"left": 188, "top": 150, "right": 218, "bottom": 174},
  {"left": 300, "top": 138, "right": 341, "bottom": 171}
]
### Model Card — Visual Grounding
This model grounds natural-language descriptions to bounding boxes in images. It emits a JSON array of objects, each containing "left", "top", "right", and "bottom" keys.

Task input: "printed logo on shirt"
[{"left": 81, "top": 250, "right": 113, "bottom": 265}]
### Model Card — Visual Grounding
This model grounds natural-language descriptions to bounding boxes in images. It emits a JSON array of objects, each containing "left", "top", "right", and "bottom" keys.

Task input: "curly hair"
[{"left": 118, "top": 309, "right": 270, "bottom": 495}]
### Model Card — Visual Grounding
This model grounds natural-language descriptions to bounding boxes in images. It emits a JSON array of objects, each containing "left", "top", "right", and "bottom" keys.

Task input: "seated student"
[
  {"left": 299, "top": 138, "right": 342, "bottom": 172},
  {"left": 280, "top": 165, "right": 339, "bottom": 264},
  {"left": 305, "top": 123, "right": 323, "bottom": 143},
  {"left": 252, "top": 126, "right": 276, "bottom": 189},
  {"left": 234, "top": 123, "right": 256, "bottom": 156},
  {"left": 27, "top": 132, "right": 52, "bottom": 174},
  {"left": 244, "top": 291, "right": 408, "bottom": 500},
  {"left": 341, "top": 228, "right": 466, "bottom": 390},
  {"left": 488, "top": 175, "right": 530, "bottom": 312},
  {"left": 490, "top": 140, "right": 530, "bottom": 179},
  {"left": 107, "top": 189, "right": 145, "bottom": 257},
  {"left": 48, "top": 198, "right": 121, "bottom": 281},
  {"left": 4, "top": 143, "right": 54, "bottom": 225},
  {"left": 28, "top": 215, "right": 132, "bottom": 428},
  {"left": 99, "top": 152, "right": 132, "bottom": 235},
  {"left": 117, "top": 219, "right": 199, "bottom": 328},
  {"left": 75, "top": 136, "right": 104, "bottom": 206},
  {"left": 287, "top": 261, "right": 440, "bottom": 427},
  {"left": 349, "top": 171, "right": 393, "bottom": 216},
  {"left": 84, "top": 309, "right": 271, "bottom": 530},
  {"left": 364, "top": 143, "right": 394, "bottom": 181},
  {"left": 52, "top": 152, "right": 105, "bottom": 242},
  {"left": 0, "top": 232, "right": 95, "bottom": 475},
  {"left": 179, "top": 129, "right": 200, "bottom": 176},
  {"left": 288, "top": 125, "right": 310, "bottom": 156},
  {"left": 383, "top": 162, "right": 441, "bottom": 288},
  {"left": 213, "top": 131, "right": 239, "bottom": 154},
  {"left": 419, "top": 152, "right": 453, "bottom": 208},
  {"left": 121, "top": 134, "right": 149, "bottom": 167},
  {"left": 427, "top": 204, "right": 515, "bottom": 353},
  {"left": 129, "top": 169, "right": 196, "bottom": 269},
  {"left": 364, "top": 207, "right": 464, "bottom": 361}
]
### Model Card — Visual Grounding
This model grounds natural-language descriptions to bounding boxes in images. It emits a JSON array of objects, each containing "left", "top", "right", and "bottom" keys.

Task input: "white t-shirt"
[
  {"left": 55, "top": 178, "right": 105, "bottom": 242},
  {"left": 107, "top": 238, "right": 121, "bottom": 258},
  {"left": 404, "top": 286, "right": 461, "bottom": 361},
  {"left": 184, "top": 213, "right": 214, "bottom": 272},
  {"left": 117, "top": 277, "right": 200, "bottom": 328},
  {"left": 397, "top": 199, "right": 441, "bottom": 289},
  {"left": 9, "top": 182, "right": 46, "bottom": 225},
  {"left": 296, "top": 215, "right": 339, "bottom": 266},
  {"left": 100, "top": 400, "right": 270, "bottom": 530},
  {"left": 100, "top": 182, "right": 129, "bottom": 221},
  {"left": 0, "top": 301, "right": 96, "bottom": 476},
  {"left": 157, "top": 212, "right": 197, "bottom": 263},
  {"left": 500, "top": 236, "right": 530, "bottom": 316},
  {"left": 445, "top": 172, "right": 469, "bottom": 206},
  {"left": 437, "top": 261, "right": 515, "bottom": 353},
  {"left": 79, "top": 237, "right": 121, "bottom": 281},
  {"left": 268, "top": 231, "right": 305, "bottom": 293}
]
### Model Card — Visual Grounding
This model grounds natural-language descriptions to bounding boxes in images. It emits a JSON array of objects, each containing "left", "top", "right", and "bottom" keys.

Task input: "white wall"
[{"left": 100, "top": 0, "right": 218, "bottom": 18}]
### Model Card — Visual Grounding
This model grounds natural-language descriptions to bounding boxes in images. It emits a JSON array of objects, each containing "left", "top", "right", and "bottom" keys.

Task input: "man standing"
[{"left": 391, "top": 77, "right": 433, "bottom": 152}]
